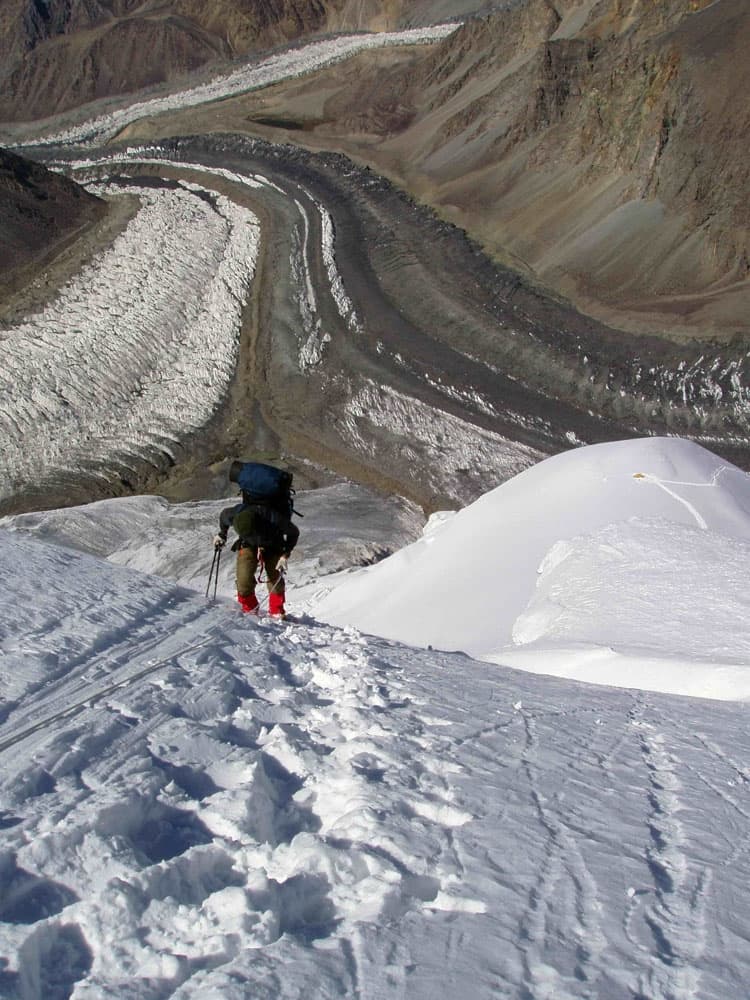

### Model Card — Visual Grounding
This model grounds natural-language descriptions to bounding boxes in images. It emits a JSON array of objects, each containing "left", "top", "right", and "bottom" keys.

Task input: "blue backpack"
[{"left": 229, "top": 461, "right": 297, "bottom": 518}]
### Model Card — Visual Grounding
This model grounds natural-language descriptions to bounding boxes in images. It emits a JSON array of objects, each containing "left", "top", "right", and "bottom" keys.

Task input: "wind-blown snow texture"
[{"left": 2, "top": 440, "right": 750, "bottom": 998}]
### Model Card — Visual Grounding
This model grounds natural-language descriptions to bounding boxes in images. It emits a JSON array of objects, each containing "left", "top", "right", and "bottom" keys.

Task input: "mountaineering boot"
[
  {"left": 268, "top": 591, "right": 286, "bottom": 621},
  {"left": 238, "top": 592, "right": 259, "bottom": 614}
]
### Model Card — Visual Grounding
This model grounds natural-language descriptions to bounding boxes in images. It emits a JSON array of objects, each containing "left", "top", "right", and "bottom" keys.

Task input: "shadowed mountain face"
[{"left": 0, "top": 147, "right": 105, "bottom": 293}]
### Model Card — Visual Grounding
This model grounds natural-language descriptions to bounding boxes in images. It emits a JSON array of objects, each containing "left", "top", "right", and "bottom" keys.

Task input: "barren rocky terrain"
[
  {"left": 127, "top": 0, "right": 750, "bottom": 341},
  {"left": 0, "top": 0, "right": 490, "bottom": 122},
  {"left": 7, "top": 0, "right": 747, "bottom": 340},
  {"left": 0, "top": 0, "right": 332, "bottom": 121}
]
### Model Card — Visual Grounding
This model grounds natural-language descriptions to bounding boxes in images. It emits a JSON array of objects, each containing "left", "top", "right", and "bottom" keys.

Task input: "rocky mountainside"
[
  {"left": 3, "top": 0, "right": 747, "bottom": 342},
  {"left": 0, "top": 0, "right": 491, "bottom": 123},
  {"left": 0, "top": 0, "right": 338, "bottom": 121},
  {"left": 0, "top": 147, "right": 105, "bottom": 296},
  {"left": 389, "top": 0, "right": 750, "bottom": 337},
  {"left": 183, "top": 0, "right": 747, "bottom": 340}
]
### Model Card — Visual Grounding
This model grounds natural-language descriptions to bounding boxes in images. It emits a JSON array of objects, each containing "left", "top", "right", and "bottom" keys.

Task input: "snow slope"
[
  {"left": 2, "top": 523, "right": 750, "bottom": 999},
  {"left": 307, "top": 437, "right": 750, "bottom": 699}
]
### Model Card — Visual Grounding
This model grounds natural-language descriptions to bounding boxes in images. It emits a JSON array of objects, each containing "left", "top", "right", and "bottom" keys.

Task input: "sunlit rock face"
[{"left": 354, "top": 0, "right": 750, "bottom": 335}]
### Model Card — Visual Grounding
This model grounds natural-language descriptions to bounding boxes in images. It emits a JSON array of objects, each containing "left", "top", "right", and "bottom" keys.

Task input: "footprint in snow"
[
  {"left": 16, "top": 922, "right": 93, "bottom": 1000},
  {"left": 0, "top": 854, "right": 79, "bottom": 926},
  {"left": 96, "top": 798, "right": 213, "bottom": 865}
]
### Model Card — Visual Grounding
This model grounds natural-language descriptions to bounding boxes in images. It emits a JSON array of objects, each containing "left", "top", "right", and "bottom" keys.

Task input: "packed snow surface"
[
  {"left": 0, "top": 440, "right": 750, "bottom": 1000},
  {"left": 2, "top": 457, "right": 750, "bottom": 997},
  {"left": 3, "top": 6, "right": 749, "bottom": 987},
  {"left": 1, "top": 483, "right": 425, "bottom": 595},
  {"left": 307, "top": 437, "right": 750, "bottom": 699}
]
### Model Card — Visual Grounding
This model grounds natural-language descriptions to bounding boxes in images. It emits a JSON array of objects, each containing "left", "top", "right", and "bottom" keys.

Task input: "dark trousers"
[{"left": 236, "top": 547, "right": 285, "bottom": 598}]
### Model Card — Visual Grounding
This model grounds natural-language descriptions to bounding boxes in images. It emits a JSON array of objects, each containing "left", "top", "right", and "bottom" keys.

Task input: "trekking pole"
[
  {"left": 205, "top": 549, "right": 217, "bottom": 599},
  {"left": 206, "top": 547, "right": 220, "bottom": 601},
  {"left": 213, "top": 546, "right": 221, "bottom": 601}
]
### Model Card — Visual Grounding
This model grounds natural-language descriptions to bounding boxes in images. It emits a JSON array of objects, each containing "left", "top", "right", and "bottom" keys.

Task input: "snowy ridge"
[
  {"left": 2, "top": 4, "right": 749, "bottom": 985},
  {"left": 0, "top": 182, "right": 258, "bottom": 502},
  {"left": 0, "top": 534, "right": 482, "bottom": 995},
  {"left": 25, "top": 26, "right": 459, "bottom": 148},
  {"left": 308, "top": 437, "right": 750, "bottom": 698},
  {"left": 0, "top": 485, "right": 426, "bottom": 596}
]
